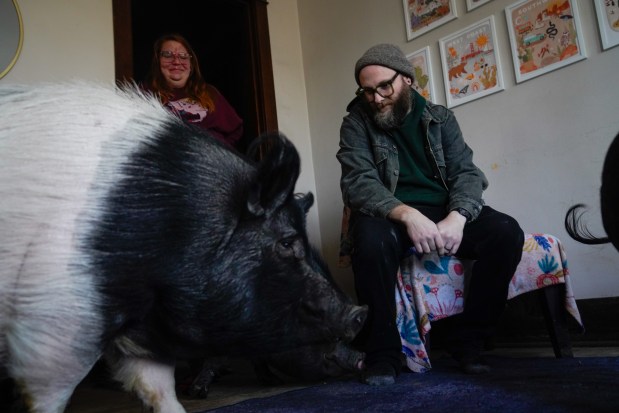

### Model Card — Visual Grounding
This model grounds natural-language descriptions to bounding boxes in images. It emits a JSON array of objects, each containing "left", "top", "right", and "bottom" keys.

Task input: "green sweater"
[{"left": 393, "top": 91, "right": 448, "bottom": 206}]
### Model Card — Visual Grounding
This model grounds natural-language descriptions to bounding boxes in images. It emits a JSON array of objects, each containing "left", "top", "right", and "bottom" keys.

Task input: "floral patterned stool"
[{"left": 395, "top": 233, "right": 584, "bottom": 373}]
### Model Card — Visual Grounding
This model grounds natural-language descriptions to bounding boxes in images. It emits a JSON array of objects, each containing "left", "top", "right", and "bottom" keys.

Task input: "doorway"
[{"left": 112, "top": 0, "right": 278, "bottom": 153}]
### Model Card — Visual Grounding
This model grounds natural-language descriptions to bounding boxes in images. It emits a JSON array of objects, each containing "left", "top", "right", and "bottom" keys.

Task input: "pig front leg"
[
  {"left": 111, "top": 357, "right": 185, "bottom": 413},
  {"left": 186, "top": 357, "right": 230, "bottom": 399},
  {"left": 6, "top": 343, "right": 99, "bottom": 413}
]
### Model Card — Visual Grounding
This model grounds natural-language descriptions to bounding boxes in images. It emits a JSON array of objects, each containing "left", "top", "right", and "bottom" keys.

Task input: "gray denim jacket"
[{"left": 337, "top": 96, "right": 488, "bottom": 222}]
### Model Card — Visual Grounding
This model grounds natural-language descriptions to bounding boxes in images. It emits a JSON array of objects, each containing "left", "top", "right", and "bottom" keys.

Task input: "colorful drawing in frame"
[
  {"left": 466, "top": 0, "right": 494, "bottom": 12},
  {"left": 403, "top": 0, "right": 457, "bottom": 41},
  {"left": 406, "top": 47, "right": 437, "bottom": 103},
  {"left": 505, "top": 0, "right": 587, "bottom": 83},
  {"left": 438, "top": 15, "right": 504, "bottom": 108},
  {"left": 594, "top": 0, "right": 619, "bottom": 50}
]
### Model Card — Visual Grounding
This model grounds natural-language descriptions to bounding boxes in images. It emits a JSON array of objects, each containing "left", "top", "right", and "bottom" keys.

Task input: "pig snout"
[{"left": 324, "top": 342, "right": 366, "bottom": 373}]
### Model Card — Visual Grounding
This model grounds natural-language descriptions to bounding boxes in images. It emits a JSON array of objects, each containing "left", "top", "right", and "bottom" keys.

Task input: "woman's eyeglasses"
[{"left": 160, "top": 51, "right": 192, "bottom": 62}]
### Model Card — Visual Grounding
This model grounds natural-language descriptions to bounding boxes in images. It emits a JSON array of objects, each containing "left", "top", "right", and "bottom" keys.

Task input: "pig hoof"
[
  {"left": 186, "top": 369, "right": 216, "bottom": 399},
  {"left": 187, "top": 385, "right": 209, "bottom": 399}
]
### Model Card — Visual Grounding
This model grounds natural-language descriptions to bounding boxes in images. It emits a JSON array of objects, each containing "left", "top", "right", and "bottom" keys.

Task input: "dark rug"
[{"left": 205, "top": 356, "right": 619, "bottom": 412}]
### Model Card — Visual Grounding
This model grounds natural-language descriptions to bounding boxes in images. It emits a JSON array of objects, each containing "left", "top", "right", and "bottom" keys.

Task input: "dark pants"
[{"left": 350, "top": 206, "right": 524, "bottom": 370}]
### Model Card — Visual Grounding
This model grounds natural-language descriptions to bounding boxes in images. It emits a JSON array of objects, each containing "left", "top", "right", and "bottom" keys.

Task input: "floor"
[
  {"left": 66, "top": 358, "right": 307, "bottom": 413},
  {"left": 64, "top": 345, "right": 619, "bottom": 413}
]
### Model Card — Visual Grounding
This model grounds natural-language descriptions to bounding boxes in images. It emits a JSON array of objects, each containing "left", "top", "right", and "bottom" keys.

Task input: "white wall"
[
  {"left": 266, "top": 0, "right": 321, "bottom": 247},
  {"left": 278, "top": 0, "right": 619, "bottom": 299},
  {"left": 3, "top": 0, "right": 619, "bottom": 300}
]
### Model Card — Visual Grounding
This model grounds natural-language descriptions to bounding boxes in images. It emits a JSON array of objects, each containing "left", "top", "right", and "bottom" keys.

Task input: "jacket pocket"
[{"left": 372, "top": 144, "right": 390, "bottom": 178}]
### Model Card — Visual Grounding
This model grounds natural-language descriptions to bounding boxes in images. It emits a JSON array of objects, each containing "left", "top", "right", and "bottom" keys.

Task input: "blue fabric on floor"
[{"left": 205, "top": 356, "right": 619, "bottom": 412}]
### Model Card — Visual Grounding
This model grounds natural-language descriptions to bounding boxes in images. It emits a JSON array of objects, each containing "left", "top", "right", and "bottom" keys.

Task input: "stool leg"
[{"left": 539, "top": 284, "right": 573, "bottom": 358}]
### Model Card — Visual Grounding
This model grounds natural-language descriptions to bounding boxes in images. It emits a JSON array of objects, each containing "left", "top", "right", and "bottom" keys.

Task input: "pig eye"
[
  {"left": 277, "top": 237, "right": 305, "bottom": 259},
  {"left": 279, "top": 239, "right": 294, "bottom": 249}
]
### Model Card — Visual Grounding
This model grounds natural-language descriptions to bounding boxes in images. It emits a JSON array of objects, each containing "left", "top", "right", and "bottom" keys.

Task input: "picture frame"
[
  {"left": 406, "top": 46, "right": 437, "bottom": 103},
  {"left": 594, "top": 0, "right": 619, "bottom": 50},
  {"left": 505, "top": 0, "right": 587, "bottom": 83},
  {"left": 403, "top": 0, "right": 457, "bottom": 41},
  {"left": 466, "top": 0, "right": 494, "bottom": 12},
  {"left": 438, "top": 15, "right": 504, "bottom": 108}
]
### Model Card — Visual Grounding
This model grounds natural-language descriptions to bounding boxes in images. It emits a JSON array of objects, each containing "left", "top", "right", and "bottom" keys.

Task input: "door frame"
[{"left": 111, "top": 0, "right": 278, "bottom": 137}]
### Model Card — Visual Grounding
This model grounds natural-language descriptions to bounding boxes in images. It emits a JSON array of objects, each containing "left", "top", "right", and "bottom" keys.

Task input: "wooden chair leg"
[{"left": 538, "top": 284, "right": 573, "bottom": 358}]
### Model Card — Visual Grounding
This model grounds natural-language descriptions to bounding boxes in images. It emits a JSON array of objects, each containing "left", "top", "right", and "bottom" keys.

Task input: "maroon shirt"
[{"left": 165, "top": 88, "right": 243, "bottom": 149}]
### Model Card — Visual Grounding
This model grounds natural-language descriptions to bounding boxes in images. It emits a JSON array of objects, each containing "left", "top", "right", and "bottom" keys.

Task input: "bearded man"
[{"left": 337, "top": 44, "right": 524, "bottom": 385}]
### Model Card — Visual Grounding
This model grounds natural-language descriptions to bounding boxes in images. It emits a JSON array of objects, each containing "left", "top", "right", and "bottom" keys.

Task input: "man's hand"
[
  {"left": 436, "top": 210, "right": 466, "bottom": 255},
  {"left": 388, "top": 204, "right": 444, "bottom": 254}
]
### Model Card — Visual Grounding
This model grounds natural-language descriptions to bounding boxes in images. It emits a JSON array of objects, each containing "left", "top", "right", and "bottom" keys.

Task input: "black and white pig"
[
  {"left": 0, "top": 82, "right": 367, "bottom": 413},
  {"left": 565, "top": 131, "right": 619, "bottom": 252}
]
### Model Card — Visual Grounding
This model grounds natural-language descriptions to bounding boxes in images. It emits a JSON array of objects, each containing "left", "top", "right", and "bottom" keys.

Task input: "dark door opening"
[{"left": 113, "top": 0, "right": 278, "bottom": 153}]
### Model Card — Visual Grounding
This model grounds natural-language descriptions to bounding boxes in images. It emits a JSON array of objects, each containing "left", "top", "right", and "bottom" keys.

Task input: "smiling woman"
[
  {"left": 0, "top": 0, "right": 23, "bottom": 79},
  {"left": 142, "top": 33, "right": 244, "bottom": 150}
]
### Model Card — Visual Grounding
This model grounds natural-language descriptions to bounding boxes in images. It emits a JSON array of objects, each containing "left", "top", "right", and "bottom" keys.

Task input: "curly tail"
[{"left": 564, "top": 203, "right": 610, "bottom": 245}]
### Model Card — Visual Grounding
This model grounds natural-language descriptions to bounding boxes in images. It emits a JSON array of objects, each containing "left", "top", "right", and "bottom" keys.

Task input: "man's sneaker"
[
  {"left": 457, "top": 355, "right": 491, "bottom": 374},
  {"left": 360, "top": 362, "right": 397, "bottom": 386}
]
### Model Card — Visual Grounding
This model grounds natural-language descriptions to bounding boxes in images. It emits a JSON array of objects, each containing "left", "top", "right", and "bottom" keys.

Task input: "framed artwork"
[
  {"left": 466, "top": 0, "right": 494, "bottom": 12},
  {"left": 594, "top": 0, "right": 619, "bottom": 50},
  {"left": 406, "top": 46, "right": 437, "bottom": 103},
  {"left": 439, "top": 16, "right": 504, "bottom": 108},
  {"left": 505, "top": 0, "right": 587, "bottom": 83},
  {"left": 403, "top": 0, "right": 457, "bottom": 41}
]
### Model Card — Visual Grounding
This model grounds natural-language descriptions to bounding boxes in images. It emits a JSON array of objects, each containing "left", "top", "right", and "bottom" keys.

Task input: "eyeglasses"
[
  {"left": 160, "top": 51, "right": 192, "bottom": 62},
  {"left": 355, "top": 72, "right": 400, "bottom": 101}
]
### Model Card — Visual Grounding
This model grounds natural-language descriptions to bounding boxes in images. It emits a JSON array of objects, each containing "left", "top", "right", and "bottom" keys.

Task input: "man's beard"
[{"left": 364, "top": 86, "right": 412, "bottom": 130}]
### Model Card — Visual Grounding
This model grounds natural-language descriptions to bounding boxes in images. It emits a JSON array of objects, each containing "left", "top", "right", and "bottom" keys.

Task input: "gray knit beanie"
[{"left": 354, "top": 43, "right": 415, "bottom": 85}]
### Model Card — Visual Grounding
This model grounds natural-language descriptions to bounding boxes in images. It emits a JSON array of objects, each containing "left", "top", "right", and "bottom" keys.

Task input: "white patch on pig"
[
  {"left": 0, "top": 82, "right": 180, "bottom": 411},
  {"left": 112, "top": 357, "right": 186, "bottom": 413}
]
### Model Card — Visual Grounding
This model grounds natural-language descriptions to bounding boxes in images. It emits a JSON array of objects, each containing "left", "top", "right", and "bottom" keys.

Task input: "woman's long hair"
[{"left": 145, "top": 33, "right": 216, "bottom": 112}]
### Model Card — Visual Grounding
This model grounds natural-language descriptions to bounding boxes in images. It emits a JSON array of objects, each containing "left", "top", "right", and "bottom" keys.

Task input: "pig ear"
[
  {"left": 247, "top": 133, "right": 300, "bottom": 217},
  {"left": 295, "top": 192, "right": 314, "bottom": 214}
]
